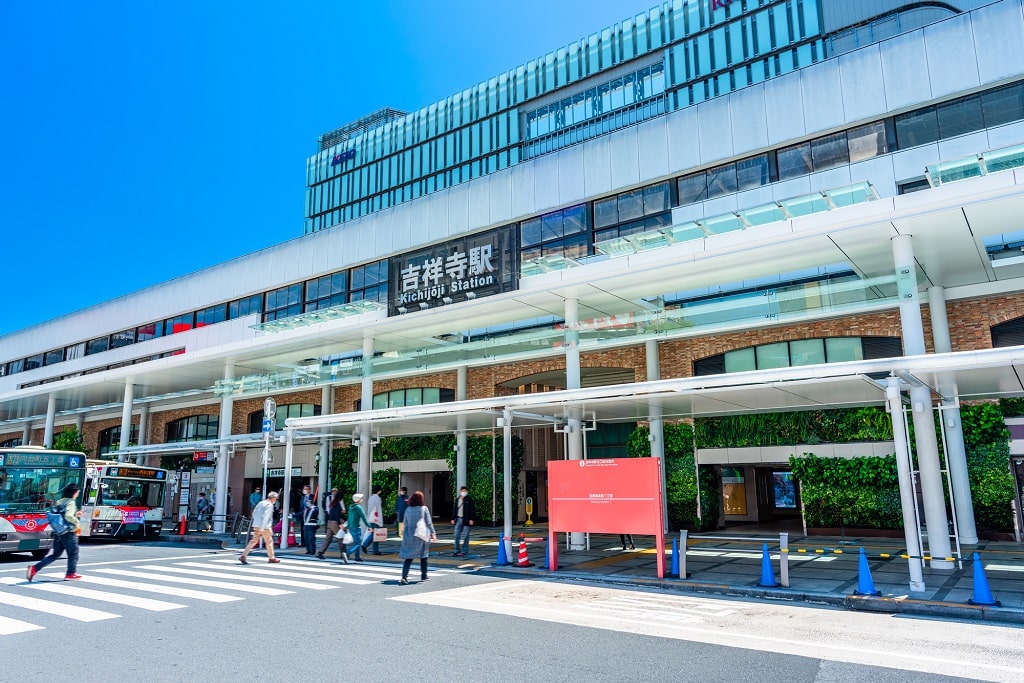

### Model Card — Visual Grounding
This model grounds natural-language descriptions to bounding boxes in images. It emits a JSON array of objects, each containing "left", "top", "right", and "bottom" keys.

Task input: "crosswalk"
[{"left": 0, "top": 554, "right": 457, "bottom": 636}]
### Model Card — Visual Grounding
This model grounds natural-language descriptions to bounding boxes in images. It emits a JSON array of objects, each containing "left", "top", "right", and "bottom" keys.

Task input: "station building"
[{"left": 3, "top": 0, "right": 1024, "bottom": 556}]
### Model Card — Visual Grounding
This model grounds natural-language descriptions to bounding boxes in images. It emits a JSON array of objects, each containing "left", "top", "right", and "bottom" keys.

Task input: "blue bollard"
[
  {"left": 543, "top": 539, "right": 549, "bottom": 570},
  {"left": 853, "top": 547, "right": 881, "bottom": 596},
  {"left": 496, "top": 535, "right": 510, "bottom": 566},
  {"left": 671, "top": 538, "right": 680, "bottom": 578},
  {"left": 757, "top": 543, "right": 778, "bottom": 587},
  {"left": 968, "top": 552, "right": 1000, "bottom": 606}
]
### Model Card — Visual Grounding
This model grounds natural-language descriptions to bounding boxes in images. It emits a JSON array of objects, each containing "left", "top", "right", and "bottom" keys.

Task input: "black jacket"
[{"left": 451, "top": 495, "right": 476, "bottom": 523}]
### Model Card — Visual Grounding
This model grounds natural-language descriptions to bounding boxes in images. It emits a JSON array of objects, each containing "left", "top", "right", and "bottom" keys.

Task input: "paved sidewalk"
[{"left": 163, "top": 522, "right": 1024, "bottom": 625}]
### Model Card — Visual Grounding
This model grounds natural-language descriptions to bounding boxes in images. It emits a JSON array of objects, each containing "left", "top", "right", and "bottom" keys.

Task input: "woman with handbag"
[{"left": 398, "top": 490, "right": 436, "bottom": 585}]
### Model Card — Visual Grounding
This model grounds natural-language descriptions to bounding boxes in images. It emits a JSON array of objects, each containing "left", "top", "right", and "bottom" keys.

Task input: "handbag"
[
  {"left": 342, "top": 530, "right": 354, "bottom": 544},
  {"left": 373, "top": 527, "right": 388, "bottom": 541},
  {"left": 414, "top": 509, "right": 431, "bottom": 542}
]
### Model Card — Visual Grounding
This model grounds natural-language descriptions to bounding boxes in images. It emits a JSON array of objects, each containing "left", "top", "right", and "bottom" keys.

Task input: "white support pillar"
[
  {"left": 75, "top": 413, "right": 85, "bottom": 435},
  {"left": 358, "top": 333, "right": 374, "bottom": 497},
  {"left": 136, "top": 405, "right": 150, "bottom": 465},
  {"left": 928, "top": 286, "right": 978, "bottom": 545},
  {"left": 456, "top": 366, "right": 468, "bottom": 490},
  {"left": 21, "top": 422, "right": 31, "bottom": 445},
  {"left": 564, "top": 297, "right": 585, "bottom": 550},
  {"left": 43, "top": 394, "right": 57, "bottom": 448},
  {"left": 318, "top": 384, "right": 332, "bottom": 523},
  {"left": 887, "top": 378, "right": 926, "bottom": 592},
  {"left": 646, "top": 340, "right": 668, "bottom": 532},
  {"left": 118, "top": 379, "right": 135, "bottom": 462},
  {"left": 502, "top": 407, "right": 513, "bottom": 563},
  {"left": 893, "top": 236, "right": 953, "bottom": 568},
  {"left": 213, "top": 364, "right": 234, "bottom": 532},
  {"left": 280, "top": 428, "right": 295, "bottom": 551}
]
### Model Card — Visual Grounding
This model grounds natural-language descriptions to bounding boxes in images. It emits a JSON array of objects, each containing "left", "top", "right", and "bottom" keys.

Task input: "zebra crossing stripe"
[
  {"left": 94, "top": 568, "right": 293, "bottom": 596},
  {"left": 0, "top": 587, "right": 118, "bottom": 622},
  {"left": 64, "top": 574, "right": 243, "bottom": 603},
  {"left": 165, "top": 562, "right": 343, "bottom": 589},
  {"left": 211, "top": 558, "right": 396, "bottom": 581},
  {"left": 0, "top": 614, "right": 44, "bottom": 635},
  {"left": 0, "top": 577, "right": 183, "bottom": 612}
]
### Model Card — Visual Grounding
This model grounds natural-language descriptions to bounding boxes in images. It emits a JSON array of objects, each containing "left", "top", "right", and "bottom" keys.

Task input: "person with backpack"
[{"left": 27, "top": 483, "right": 83, "bottom": 581}]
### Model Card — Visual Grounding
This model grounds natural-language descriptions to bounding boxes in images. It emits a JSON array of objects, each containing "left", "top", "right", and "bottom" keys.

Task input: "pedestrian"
[
  {"left": 620, "top": 534, "right": 635, "bottom": 550},
  {"left": 227, "top": 487, "right": 234, "bottom": 515},
  {"left": 317, "top": 492, "right": 348, "bottom": 562},
  {"left": 394, "top": 486, "right": 409, "bottom": 537},
  {"left": 249, "top": 486, "right": 262, "bottom": 511},
  {"left": 323, "top": 486, "right": 339, "bottom": 511},
  {"left": 299, "top": 484, "right": 314, "bottom": 551},
  {"left": 240, "top": 491, "right": 282, "bottom": 564},
  {"left": 347, "top": 493, "right": 369, "bottom": 563},
  {"left": 27, "top": 483, "right": 83, "bottom": 581},
  {"left": 302, "top": 497, "right": 319, "bottom": 555},
  {"left": 398, "top": 490, "right": 436, "bottom": 585},
  {"left": 450, "top": 485, "right": 476, "bottom": 557},
  {"left": 196, "top": 492, "right": 212, "bottom": 531},
  {"left": 364, "top": 486, "right": 384, "bottom": 555}
]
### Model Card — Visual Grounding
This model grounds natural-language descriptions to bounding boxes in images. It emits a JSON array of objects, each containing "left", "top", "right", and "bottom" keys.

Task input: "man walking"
[
  {"left": 450, "top": 485, "right": 476, "bottom": 557},
  {"left": 394, "top": 486, "right": 408, "bottom": 537},
  {"left": 240, "top": 491, "right": 282, "bottom": 564},
  {"left": 299, "top": 484, "right": 314, "bottom": 551},
  {"left": 27, "top": 483, "right": 83, "bottom": 581}
]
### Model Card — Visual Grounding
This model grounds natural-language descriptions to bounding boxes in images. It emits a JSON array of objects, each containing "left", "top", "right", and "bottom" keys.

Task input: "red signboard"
[{"left": 547, "top": 457, "right": 665, "bottom": 577}]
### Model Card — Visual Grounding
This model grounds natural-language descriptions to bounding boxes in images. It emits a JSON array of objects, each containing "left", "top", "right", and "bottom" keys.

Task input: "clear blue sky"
[{"left": 0, "top": 0, "right": 637, "bottom": 337}]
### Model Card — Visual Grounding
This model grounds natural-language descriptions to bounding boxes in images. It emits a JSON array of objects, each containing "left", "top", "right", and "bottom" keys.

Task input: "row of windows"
[
  {"left": 522, "top": 96, "right": 669, "bottom": 161},
  {"left": 14, "top": 349, "right": 185, "bottom": 389},
  {"left": 166, "top": 415, "right": 219, "bottom": 443},
  {"left": 306, "top": 1, "right": 811, "bottom": 230},
  {"left": 97, "top": 424, "right": 140, "bottom": 455},
  {"left": 693, "top": 337, "right": 903, "bottom": 375},
  {"left": 246, "top": 404, "right": 321, "bottom": 433}
]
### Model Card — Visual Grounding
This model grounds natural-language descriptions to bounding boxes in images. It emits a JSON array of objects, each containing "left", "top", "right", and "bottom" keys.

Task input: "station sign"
[{"left": 388, "top": 224, "right": 518, "bottom": 316}]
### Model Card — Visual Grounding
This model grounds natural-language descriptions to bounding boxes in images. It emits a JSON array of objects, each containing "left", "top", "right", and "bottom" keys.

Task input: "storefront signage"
[
  {"left": 265, "top": 467, "right": 302, "bottom": 477},
  {"left": 388, "top": 224, "right": 518, "bottom": 316}
]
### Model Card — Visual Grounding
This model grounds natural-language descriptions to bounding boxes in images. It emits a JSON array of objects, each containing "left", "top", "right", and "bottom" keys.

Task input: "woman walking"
[
  {"left": 347, "top": 493, "right": 369, "bottom": 563},
  {"left": 317, "top": 493, "right": 348, "bottom": 562},
  {"left": 398, "top": 490, "right": 436, "bottom": 585}
]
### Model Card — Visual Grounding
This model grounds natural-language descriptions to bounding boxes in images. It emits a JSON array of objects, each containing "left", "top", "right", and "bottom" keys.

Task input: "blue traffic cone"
[
  {"left": 496, "top": 535, "right": 510, "bottom": 566},
  {"left": 671, "top": 538, "right": 680, "bottom": 578},
  {"left": 968, "top": 552, "right": 1000, "bottom": 606},
  {"left": 757, "top": 543, "right": 778, "bottom": 587},
  {"left": 853, "top": 547, "right": 881, "bottom": 596}
]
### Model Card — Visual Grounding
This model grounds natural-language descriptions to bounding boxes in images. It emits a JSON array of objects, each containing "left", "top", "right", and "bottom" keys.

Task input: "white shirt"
[
  {"left": 367, "top": 493, "right": 382, "bottom": 524},
  {"left": 252, "top": 499, "right": 275, "bottom": 529}
]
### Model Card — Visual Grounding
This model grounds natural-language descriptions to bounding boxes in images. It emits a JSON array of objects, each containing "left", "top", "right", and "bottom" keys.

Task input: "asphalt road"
[{"left": 0, "top": 542, "right": 1020, "bottom": 682}]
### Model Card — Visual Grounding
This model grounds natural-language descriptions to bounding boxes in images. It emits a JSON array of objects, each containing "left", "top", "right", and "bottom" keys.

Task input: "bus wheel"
[{"left": 30, "top": 549, "right": 47, "bottom": 560}]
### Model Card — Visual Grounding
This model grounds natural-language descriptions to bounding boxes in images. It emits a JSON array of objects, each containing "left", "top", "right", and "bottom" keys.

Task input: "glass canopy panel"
[
  {"left": 593, "top": 237, "right": 636, "bottom": 257},
  {"left": 663, "top": 222, "right": 705, "bottom": 243},
  {"left": 926, "top": 157, "right": 983, "bottom": 186},
  {"left": 780, "top": 193, "right": 829, "bottom": 217},
  {"left": 824, "top": 181, "right": 877, "bottom": 207},
  {"left": 700, "top": 214, "right": 745, "bottom": 234},
  {"left": 740, "top": 204, "right": 787, "bottom": 227},
  {"left": 982, "top": 143, "right": 1024, "bottom": 174}
]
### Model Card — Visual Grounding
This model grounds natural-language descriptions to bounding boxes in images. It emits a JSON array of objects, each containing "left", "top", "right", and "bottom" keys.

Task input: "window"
[
  {"left": 164, "top": 313, "right": 194, "bottom": 336},
  {"left": 643, "top": 182, "right": 671, "bottom": 215},
  {"left": 992, "top": 316, "right": 1024, "bottom": 348},
  {"left": 305, "top": 272, "right": 347, "bottom": 312},
  {"left": 247, "top": 403, "right": 321, "bottom": 433},
  {"left": 617, "top": 189, "right": 645, "bottom": 222},
  {"left": 677, "top": 172, "right": 708, "bottom": 204},
  {"left": 229, "top": 294, "right": 263, "bottom": 319},
  {"left": 97, "top": 424, "right": 140, "bottom": 455},
  {"left": 264, "top": 283, "right": 303, "bottom": 322},
  {"left": 594, "top": 196, "right": 618, "bottom": 229},
  {"left": 736, "top": 154, "right": 770, "bottom": 190},
  {"left": 136, "top": 322, "right": 162, "bottom": 342},
  {"left": 165, "top": 415, "right": 219, "bottom": 443},
  {"left": 350, "top": 260, "right": 388, "bottom": 304},
  {"left": 937, "top": 95, "right": 983, "bottom": 139},
  {"left": 982, "top": 82, "right": 1024, "bottom": 127},
  {"left": 895, "top": 106, "right": 939, "bottom": 148},
  {"left": 85, "top": 336, "right": 110, "bottom": 356},
  {"left": 521, "top": 204, "right": 589, "bottom": 266},
  {"left": 111, "top": 329, "right": 135, "bottom": 349},
  {"left": 777, "top": 142, "right": 812, "bottom": 180},
  {"left": 43, "top": 349, "right": 62, "bottom": 366},
  {"left": 847, "top": 122, "right": 887, "bottom": 162},
  {"left": 810, "top": 132, "right": 849, "bottom": 171},
  {"left": 195, "top": 304, "right": 227, "bottom": 327},
  {"left": 694, "top": 337, "right": 902, "bottom": 375},
  {"left": 707, "top": 162, "right": 737, "bottom": 198},
  {"left": 24, "top": 354, "right": 43, "bottom": 371},
  {"left": 369, "top": 388, "right": 455, "bottom": 410}
]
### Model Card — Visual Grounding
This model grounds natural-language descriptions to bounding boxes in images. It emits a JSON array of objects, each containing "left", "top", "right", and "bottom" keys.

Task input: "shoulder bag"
[{"left": 414, "top": 508, "right": 432, "bottom": 542}]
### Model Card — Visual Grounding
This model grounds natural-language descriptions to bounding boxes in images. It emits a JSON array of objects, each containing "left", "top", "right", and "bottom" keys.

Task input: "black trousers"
[{"left": 401, "top": 557, "right": 428, "bottom": 579}]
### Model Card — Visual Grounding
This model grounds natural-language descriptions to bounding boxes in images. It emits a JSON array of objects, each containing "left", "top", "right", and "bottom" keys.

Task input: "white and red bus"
[
  {"left": 0, "top": 446, "right": 87, "bottom": 559},
  {"left": 81, "top": 460, "right": 168, "bottom": 538}
]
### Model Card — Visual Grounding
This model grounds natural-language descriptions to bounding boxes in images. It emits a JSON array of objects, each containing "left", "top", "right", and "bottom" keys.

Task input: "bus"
[
  {"left": 81, "top": 460, "right": 168, "bottom": 538},
  {"left": 0, "top": 446, "right": 87, "bottom": 559}
]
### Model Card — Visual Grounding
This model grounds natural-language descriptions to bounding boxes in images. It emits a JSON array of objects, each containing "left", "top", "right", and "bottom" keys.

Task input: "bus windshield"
[
  {"left": 0, "top": 466, "right": 84, "bottom": 513},
  {"left": 98, "top": 478, "right": 164, "bottom": 507}
]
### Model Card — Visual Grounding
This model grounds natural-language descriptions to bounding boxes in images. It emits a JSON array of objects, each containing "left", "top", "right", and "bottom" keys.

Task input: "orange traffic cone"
[
  {"left": 286, "top": 520, "right": 296, "bottom": 547},
  {"left": 177, "top": 513, "right": 187, "bottom": 536},
  {"left": 517, "top": 534, "right": 533, "bottom": 567}
]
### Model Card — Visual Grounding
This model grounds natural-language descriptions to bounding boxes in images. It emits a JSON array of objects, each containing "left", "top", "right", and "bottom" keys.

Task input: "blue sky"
[{"left": 0, "top": 0, "right": 637, "bottom": 337}]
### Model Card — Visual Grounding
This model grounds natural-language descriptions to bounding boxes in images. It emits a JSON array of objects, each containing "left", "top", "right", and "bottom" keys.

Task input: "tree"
[{"left": 51, "top": 427, "right": 89, "bottom": 455}]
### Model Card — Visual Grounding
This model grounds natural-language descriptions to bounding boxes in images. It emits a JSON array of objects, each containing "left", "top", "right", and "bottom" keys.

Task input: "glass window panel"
[
  {"left": 561, "top": 233, "right": 589, "bottom": 260},
  {"left": 706, "top": 162, "right": 737, "bottom": 198},
  {"left": 723, "top": 347, "right": 756, "bottom": 373},
  {"left": 541, "top": 211, "right": 564, "bottom": 241},
  {"left": 755, "top": 342, "right": 790, "bottom": 369},
  {"left": 24, "top": 353, "right": 43, "bottom": 370},
  {"left": 789, "top": 339, "right": 825, "bottom": 366},
  {"left": 594, "top": 197, "right": 618, "bottom": 228},
  {"left": 643, "top": 182, "right": 670, "bottom": 214},
  {"left": 372, "top": 394, "right": 388, "bottom": 410},
  {"left": 982, "top": 82, "right": 1024, "bottom": 127},
  {"left": 810, "top": 132, "right": 849, "bottom": 171},
  {"left": 85, "top": 336, "right": 110, "bottom": 355},
  {"left": 825, "top": 337, "right": 864, "bottom": 362},
  {"left": 937, "top": 95, "right": 983, "bottom": 139},
  {"left": 777, "top": 142, "right": 813, "bottom": 180},
  {"left": 562, "top": 204, "right": 587, "bottom": 235},
  {"left": 736, "top": 155, "right": 769, "bottom": 190},
  {"left": 423, "top": 388, "right": 440, "bottom": 404},
  {"left": 677, "top": 172, "right": 708, "bottom": 204},
  {"left": 895, "top": 106, "right": 939, "bottom": 148},
  {"left": 847, "top": 121, "right": 888, "bottom": 162},
  {"left": 617, "top": 189, "right": 644, "bottom": 221},
  {"left": 44, "top": 349, "right": 63, "bottom": 366},
  {"left": 110, "top": 329, "right": 135, "bottom": 348}
]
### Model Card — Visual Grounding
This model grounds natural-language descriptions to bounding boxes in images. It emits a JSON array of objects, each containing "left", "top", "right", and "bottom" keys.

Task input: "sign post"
[{"left": 261, "top": 397, "right": 276, "bottom": 504}]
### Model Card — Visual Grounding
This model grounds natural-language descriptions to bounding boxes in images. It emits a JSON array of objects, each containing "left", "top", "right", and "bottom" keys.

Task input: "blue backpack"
[{"left": 45, "top": 501, "right": 73, "bottom": 535}]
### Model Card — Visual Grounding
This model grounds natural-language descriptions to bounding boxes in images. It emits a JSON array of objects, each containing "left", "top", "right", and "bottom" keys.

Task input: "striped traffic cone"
[{"left": 517, "top": 534, "right": 533, "bottom": 567}]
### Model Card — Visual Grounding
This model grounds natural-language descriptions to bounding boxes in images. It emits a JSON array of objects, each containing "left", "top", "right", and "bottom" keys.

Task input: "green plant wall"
[{"left": 627, "top": 422, "right": 715, "bottom": 531}]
